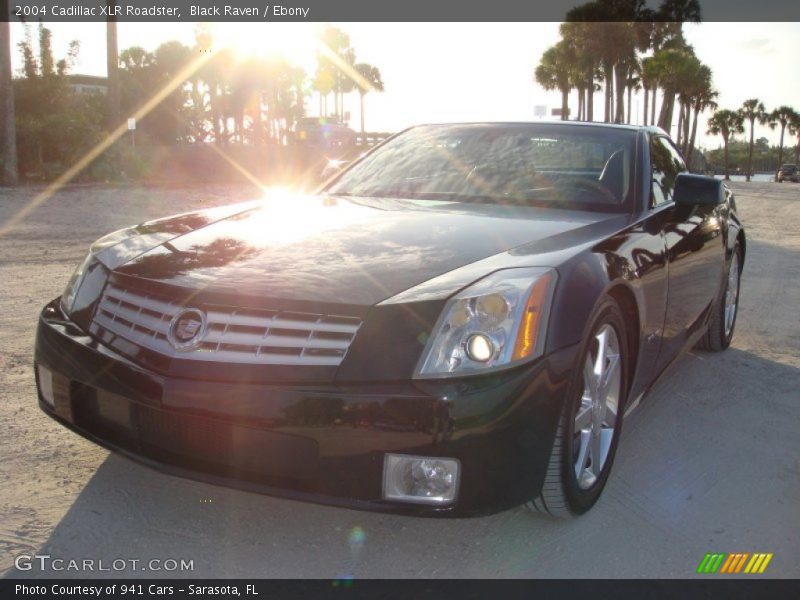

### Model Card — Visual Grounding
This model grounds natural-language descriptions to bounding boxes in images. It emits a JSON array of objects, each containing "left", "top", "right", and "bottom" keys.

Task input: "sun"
[{"left": 211, "top": 22, "right": 319, "bottom": 67}]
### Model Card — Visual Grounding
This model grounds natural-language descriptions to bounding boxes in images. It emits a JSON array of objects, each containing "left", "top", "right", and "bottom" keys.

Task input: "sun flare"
[{"left": 212, "top": 22, "right": 319, "bottom": 67}]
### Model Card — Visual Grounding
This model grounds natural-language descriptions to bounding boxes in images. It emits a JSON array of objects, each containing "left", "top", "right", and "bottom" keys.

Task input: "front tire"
[
  {"left": 697, "top": 242, "right": 741, "bottom": 351},
  {"left": 527, "top": 296, "right": 629, "bottom": 517}
]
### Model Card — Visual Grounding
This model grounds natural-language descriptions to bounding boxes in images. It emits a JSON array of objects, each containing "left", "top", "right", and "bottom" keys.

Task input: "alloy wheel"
[
  {"left": 724, "top": 257, "right": 740, "bottom": 336},
  {"left": 573, "top": 324, "right": 622, "bottom": 490}
]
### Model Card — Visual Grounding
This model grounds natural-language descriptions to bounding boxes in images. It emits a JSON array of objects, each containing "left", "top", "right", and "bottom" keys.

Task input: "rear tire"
[
  {"left": 527, "top": 296, "right": 629, "bottom": 517},
  {"left": 697, "top": 242, "right": 741, "bottom": 352}
]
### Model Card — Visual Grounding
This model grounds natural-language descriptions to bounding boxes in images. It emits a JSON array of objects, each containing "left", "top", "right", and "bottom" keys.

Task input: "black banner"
[
  {"left": 3, "top": 0, "right": 800, "bottom": 22},
  {"left": 4, "top": 579, "right": 800, "bottom": 599}
]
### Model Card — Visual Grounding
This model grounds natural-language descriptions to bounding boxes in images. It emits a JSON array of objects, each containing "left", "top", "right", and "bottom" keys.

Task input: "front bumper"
[{"left": 35, "top": 299, "right": 579, "bottom": 516}]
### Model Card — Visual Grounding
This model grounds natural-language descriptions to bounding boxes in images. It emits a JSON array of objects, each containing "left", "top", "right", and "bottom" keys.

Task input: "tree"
[
  {"left": 789, "top": 112, "right": 800, "bottom": 167},
  {"left": 353, "top": 63, "right": 384, "bottom": 134},
  {"left": 564, "top": 1, "right": 646, "bottom": 124},
  {"left": 535, "top": 42, "right": 574, "bottom": 120},
  {"left": 675, "top": 58, "right": 710, "bottom": 153},
  {"left": 738, "top": 99, "right": 767, "bottom": 181},
  {"left": 559, "top": 21, "right": 602, "bottom": 122},
  {"left": 317, "top": 25, "right": 355, "bottom": 122},
  {"left": 652, "top": 44, "right": 698, "bottom": 133},
  {"left": 686, "top": 80, "right": 717, "bottom": 165},
  {"left": 707, "top": 109, "right": 744, "bottom": 180},
  {"left": 151, "top": 41, "right": 193, "bottom": 144},
  {"left": 767, "top": 106, "right": 799, "bottom": 176},
  {"left": 14, "top": 25, "right": 83, "bottom": 174},
  {"left": 655, "top": 0, "right": 701, "bottom": 23},
  {"left": 556, "top": 0, "right": 701, "bottom": 126},
  {"left": 641, "top": 56, "right": 658, "bottom": 126},
  {"left": 312, "top": 67, "right": 334, "bottom": 117},
  {"left": 0, "top": 0, "right": 17, "bottom": 184},
  {"left": 623, "top": 56, "right": 641, "bottom": 124},
  {"left": 118, "top": 47, "right": 155, "bottom": 104}
]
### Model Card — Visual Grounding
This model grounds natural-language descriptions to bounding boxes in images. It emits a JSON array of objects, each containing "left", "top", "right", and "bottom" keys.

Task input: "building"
[{"left": 67, "top": 74, "right": 108, "bottom": 95}]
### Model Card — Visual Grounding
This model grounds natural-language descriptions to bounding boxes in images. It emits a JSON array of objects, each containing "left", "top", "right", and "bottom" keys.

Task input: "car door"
[{"left": 652, "top": 135, "right": 725, "bottom": 371}]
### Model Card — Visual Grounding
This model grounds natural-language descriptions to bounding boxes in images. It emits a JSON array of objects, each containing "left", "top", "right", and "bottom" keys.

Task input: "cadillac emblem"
[{"left": 167, "top": 308, "right": 207, "bottom": 350}]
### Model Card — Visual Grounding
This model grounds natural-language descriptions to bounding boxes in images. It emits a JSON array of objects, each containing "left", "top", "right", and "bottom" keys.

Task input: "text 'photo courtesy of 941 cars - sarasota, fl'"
[{"left": 34, "top": 122, "right": 744, "bottom": 517}]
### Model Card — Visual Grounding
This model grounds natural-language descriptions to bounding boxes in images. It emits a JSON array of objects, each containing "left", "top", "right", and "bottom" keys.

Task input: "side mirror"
[{"left": 673, "top": 173, "right": 725, "bottom": 207}]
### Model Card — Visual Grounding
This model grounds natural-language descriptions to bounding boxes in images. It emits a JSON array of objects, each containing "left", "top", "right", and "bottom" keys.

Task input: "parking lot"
[{"left": 1, "top": 181, "right": 798, "bottom": 578}]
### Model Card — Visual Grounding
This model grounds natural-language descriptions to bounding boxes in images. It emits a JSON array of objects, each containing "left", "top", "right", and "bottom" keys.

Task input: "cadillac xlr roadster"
[{"left": 35, "top": 122, "right": 745, "bottom": 516}]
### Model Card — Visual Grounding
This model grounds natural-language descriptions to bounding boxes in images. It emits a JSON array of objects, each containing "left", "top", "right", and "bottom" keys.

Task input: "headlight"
[
  {"left": 60, "top": 252, "right": 96, "bottom": 316},
  {"left": 59, "top": 227, "right": 139, "bottom": 316},
  {"left": 415, "top": 267, "right": 557, "bottom": 378}
]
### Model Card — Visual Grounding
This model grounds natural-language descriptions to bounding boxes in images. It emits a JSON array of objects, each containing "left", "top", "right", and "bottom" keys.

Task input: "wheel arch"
[
  {"left": 605, "top": 282, "right": 641, "bottom": 395},
  {"left": 546, "top": 251, "right": 643, "bottom": 399},
  {"left": 736, "top": 228, "right": 746, "bottom": 266}
]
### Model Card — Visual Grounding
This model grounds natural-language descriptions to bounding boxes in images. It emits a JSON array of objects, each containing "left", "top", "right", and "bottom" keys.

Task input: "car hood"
[{"left": 111, "top": 194, "right": 624, "bottom": 306}]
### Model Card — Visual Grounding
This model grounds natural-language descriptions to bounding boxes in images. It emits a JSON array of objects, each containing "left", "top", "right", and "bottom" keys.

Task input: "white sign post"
[{"left": 127, "top": 118, "right": 136, "bottom": 147}]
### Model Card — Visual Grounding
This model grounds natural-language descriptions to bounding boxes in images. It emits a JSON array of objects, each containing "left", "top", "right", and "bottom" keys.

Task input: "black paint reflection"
[
  {"left": 114, "top": 197, "right": 619, "bottom": 306},
  {"left": 117, "top": 237, "right": 260, "bottom": 278}
]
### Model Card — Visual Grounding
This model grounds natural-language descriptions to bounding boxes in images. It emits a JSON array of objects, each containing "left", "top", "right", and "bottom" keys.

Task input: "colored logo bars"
[{"left": 697, "top": 553, "right": 774, "bottom": 574}]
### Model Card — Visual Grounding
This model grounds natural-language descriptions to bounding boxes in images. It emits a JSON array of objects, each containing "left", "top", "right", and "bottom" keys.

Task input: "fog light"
[
  {"left": 382, "top": 454, "right": 460, "bottom": 505},
  {"left": 37, "top": 364, "right": 55, "bottom": 408}
]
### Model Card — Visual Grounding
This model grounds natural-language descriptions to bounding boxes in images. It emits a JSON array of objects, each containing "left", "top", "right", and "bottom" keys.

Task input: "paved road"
[{"left": 1, "top": 182, "right": 798, "bottom": 578}]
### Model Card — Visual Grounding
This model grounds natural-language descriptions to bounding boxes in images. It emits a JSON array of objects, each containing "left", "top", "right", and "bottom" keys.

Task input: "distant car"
[
  {"left": 777, "top": 164, "right": 798, "bottom": 183},
  {"left": 36, "top": 122, "right": 745, "bottom": 517},
  {"left": 295, "top": 117, "right": 357, "bottom": 150}
]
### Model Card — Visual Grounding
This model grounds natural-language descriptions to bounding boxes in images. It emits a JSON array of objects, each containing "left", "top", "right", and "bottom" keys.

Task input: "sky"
[{"left": 9, "top": 21, "right": 800, "bottom": 150}]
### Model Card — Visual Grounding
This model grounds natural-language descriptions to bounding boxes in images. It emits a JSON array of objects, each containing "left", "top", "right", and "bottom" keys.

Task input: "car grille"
[{"left": 90, "top": 282, "right": 362, "bottom": 366}]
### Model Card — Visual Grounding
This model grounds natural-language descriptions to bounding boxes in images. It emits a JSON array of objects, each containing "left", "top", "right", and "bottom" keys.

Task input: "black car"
[
  {"left": 35, "top": 122, "right": 745, "bottom": 517},
  {"left": 294, "top": 116, "right": 357, "bottom": 150},
  {"left": 777, "top": 164, "right": 798, "bottom": 183}
]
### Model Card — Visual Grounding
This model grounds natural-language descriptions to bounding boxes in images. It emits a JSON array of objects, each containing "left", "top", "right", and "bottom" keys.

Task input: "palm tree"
[
  {"left": 559, "top": 21, "right": 600, "bottom": 122},
  {"left": 738, "top": 99, "right": 768, "bottom": 181},
  {"left": 0, "top": 0, "right": 17, "bottom": 184},
  {"left": 151, "top": 41, "right": 193, "bottom": 144},
  {"left": 789, "top": 112, "right": 800, "bottom": 167},
  {"left": 312, "top": 67, "right": 334, "bottom": 117},
  {"left": 653, "top": 44, "right": 698, "bottom": 134},
  {"left": 675, "top": 58, "right": 708, "bottom": 153},
  {"left": 641, "top": 56, "right": 659, "bottom": 126},
  {"left": 623, "top": 57, "right": 641, "bottom": 124},
  {"left": 767, "top": 106, "right": 799, "bottom": 176},
  {"left": 318, "top": 25, "right": 355, "bottom": 122},
  {"left": 686, "top": 83, "right": 717, "bottom": 166},
  {"left": 610, "top": 23, "right": 639, "bottom": 124},
  {"left": 707, "top": 109, "right": 744, "bottom": 180},
  {"left": 353, "top": 63, "right": 383, "bottom": 134},
  {"left": 656, "top": 0, "right": 702, "bottom": 22},
  {"left": 535, "top": 42, "right": 573, "bottom": 120},
  {"left": 564, "top": 3, "right": 644, "bottom": 124}
]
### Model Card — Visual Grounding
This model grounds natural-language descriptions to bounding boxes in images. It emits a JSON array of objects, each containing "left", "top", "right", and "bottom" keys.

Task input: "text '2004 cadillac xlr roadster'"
[{"left": 35, "top": 122, "right": 744, "bottom": 517}]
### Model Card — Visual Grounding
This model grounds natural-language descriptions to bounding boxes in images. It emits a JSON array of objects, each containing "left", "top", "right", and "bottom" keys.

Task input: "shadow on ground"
[{"left": 5, "top": 347, "right": 799, "bottom": 579}]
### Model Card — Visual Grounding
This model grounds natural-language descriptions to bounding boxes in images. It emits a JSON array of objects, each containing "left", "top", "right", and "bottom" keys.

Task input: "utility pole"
[
  {"left": 0, "top": 0, "right": 18, "bottom": 184},
  {"left": 106, "top": 1, "right": 120, "bottom": 131}
]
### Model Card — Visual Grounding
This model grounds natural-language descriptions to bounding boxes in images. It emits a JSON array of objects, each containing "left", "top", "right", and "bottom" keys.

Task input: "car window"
[
  {"left": 650, "top": 136, "right": 687, "bottom": 208},
  {"left": 327, "top": 124, "right": 636, "bottom": 211}
]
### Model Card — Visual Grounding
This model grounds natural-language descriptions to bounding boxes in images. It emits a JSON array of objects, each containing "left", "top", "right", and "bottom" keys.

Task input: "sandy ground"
[{"left": 0, "top": 181, "right": 798, "bottom": 579}]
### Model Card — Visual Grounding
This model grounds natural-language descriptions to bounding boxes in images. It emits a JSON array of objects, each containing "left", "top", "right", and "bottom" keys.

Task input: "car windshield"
[{"left": 327, "top": 124, "right": 637, "bottom": 210}]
